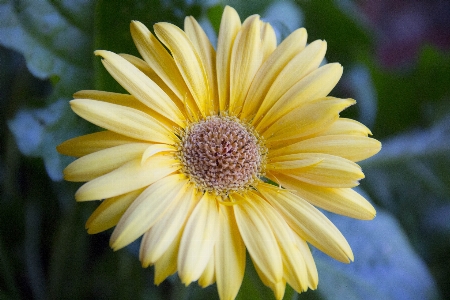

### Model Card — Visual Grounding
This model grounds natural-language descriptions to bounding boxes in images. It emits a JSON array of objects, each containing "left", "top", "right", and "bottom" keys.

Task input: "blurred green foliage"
[{"left": 1, "top": 0, "right": 449, "bottom": 299}]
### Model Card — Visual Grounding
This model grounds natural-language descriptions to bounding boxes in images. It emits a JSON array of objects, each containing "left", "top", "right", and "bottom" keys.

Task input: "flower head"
[{"left": 58, "top": 6, "right": 381, "bottom": 300}]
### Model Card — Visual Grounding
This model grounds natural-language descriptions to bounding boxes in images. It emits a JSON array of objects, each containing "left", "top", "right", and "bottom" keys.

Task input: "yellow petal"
[
  {"left": 215, "top": 205, "right": 245, "bottom": 300},
  {"left": 118, "top": 53, "right": 150, "bottom": 72},
  {"left": 216, "top": 6, "right": 241, "bottom": 112},
  {"left": 178, "top": 192, "right": 220, "bottom": 285},
  {"left": 75, "top": 156, "right": 179, "bottom": 201},
  {"left": 74, "top": 90, "right": 149, "bottom": 112},
  {"left": 252, "top": 261, "right": 286, "bottom": 300},
  {"left": 263, "top": 98, "right": 355, "bottom": 145},
  {"left": 275, "top": 173, "right": 376, "bottom": 220},
  {"left": 253, "top": 40, "right": 327, "bottom": 126},
  {"left": 130, "top": 21, "right": 195, "bottom": 108},
  {"left": 267, "top": 156, "right": 322, "bottom": 170},
  {"left": 154, "top": 230, "right": 181, "bottom": 284},
  {"left": 258, "top": 183, "right": 354, "bottom": 263},
  {"left": 260, "top": 21, "right": 277, "bottom": 62},
  {"left": 74, "top": 88, "right": 177, "bottom": 129},
  {"left": 198, "top": 249, "right": 216, "bottom": 288},
  {"left": 229, "top": 15, "right": 263, "bottom": 116},
  {"left": 272, "top": 153, "right": 364, "bottom": 188},
  {"left": 141, "top": 144, "right": 176, "bottom": 165},
  {"left": 57, "top": 131, "right": 141, "bottom": 157},
  {"left": 154, "top": 22, "right": 209, "bottom": 117},
  {"left": 240, "top": 27, "right": 307, "bottom": 120},
  {"left": 248, "top": 191, "right": 309, "bottom": 293},
  {"left": 292, "top": 233, "right": 318, "bottom": 289},
  {"left": 139, "top": 185, "right": 198, "bottom": 267},
  {"left": 233, "top": 193, "right": 283, "bottom": 284},
  {"left": 110, "top": 174, "right": 189, "bottom": 250},
  {"left": 119, "top": 54, "right": 184, "bottom": 111},
  {"left": 319, "top": 118, "right": 373, "bottom": 136},
  {"left": 64, "top": 143, "right": 150, "bottom": 182},
  {"left": 256, "top": 63, "right": 343, "bottom": 131},
  {"left": 95, "top": 50, "right": 184, "bottom": 126},
  {"left": 70, "top": 99, "right": 176, "bottom": 144},
  {"left": 85, "top": 188, "right": 145, "bottom": 234},
  {"left": 270, "top": 135, "right": 382, "bottom": 162},
  {"left": 184, "top": 16, "right": 218, "bottom": 114}
]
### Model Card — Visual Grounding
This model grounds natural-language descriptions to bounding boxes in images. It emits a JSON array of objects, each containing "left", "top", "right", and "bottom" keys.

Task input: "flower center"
[{"left": 177, "top": 116, "right": 265, "bottom": 195}]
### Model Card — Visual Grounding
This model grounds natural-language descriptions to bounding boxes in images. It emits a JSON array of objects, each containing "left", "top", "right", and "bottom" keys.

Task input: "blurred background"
[{"left": 1, "top": 0, "right": 449, "bottom": 299}]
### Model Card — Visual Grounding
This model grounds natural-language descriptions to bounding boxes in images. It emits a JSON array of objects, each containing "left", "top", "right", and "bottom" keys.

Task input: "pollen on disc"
[{"left": 178, "top": 116, "right": 263, "bottom": 195}]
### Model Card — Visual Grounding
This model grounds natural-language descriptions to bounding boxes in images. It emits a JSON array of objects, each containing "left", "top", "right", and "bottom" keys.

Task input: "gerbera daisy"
[{"left": 57, "top": 5, "right": 381, "bottom": 300}]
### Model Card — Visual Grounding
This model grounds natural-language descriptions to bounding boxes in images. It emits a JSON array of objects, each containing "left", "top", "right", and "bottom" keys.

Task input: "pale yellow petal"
[
  {"left": 292, "top": 233, "right": 318, "bottom": 289},
  {"left": 198, "top": 250, "right": 215, "bottom": 288},
  {"left": 118, "top": 53, "right": 150, "bottom": 72},
  {"left": 252, "top": 262, "right": 286, "bottom": 300},
  {"left": 110, "top": 174, "right": 189, "bottom": 250},
  {"left": 141, "top": 144, "right": 176, "bottom": 165},
  {"left": 75, "top": 156, "right": 179, "bottom": 201},
  {"left": 130, "top": 21, "right": 195, "bottom": 108},
  {"left": 74, "top": 88, "right": 177, "bottom": 129},
  {"left": 56, "top": 131, "right": 141, "bottom": 157},
  {"left": 258, "top": 183, "right": 354, "bottom": 263},
  {"left": 229, "top": 15, "right": 263, "bottom": 116},
  {"left": 233, "top": 193, "right": 283, "bottom": 284},
  {"left": 119, "top": 54, "right": 184, "bottom": 111},
  {"left": 216, "top": 5, "right": 241, "bottom": 112},
  {"left": 64, "top": 143, "right": 150, "bottom": 182},
  {"left": 318, "top": 118, "right": 373, "bottom": 136},
  {"left": 215, "top": 205, "right": 245, "bottom": 300},
  {"left": 85, "top": 188, "right": 144, "bottom": 234},
  {"left": 154, "top": 231, "right": 181, "bottom": 284},
  {"left": 270, "top": 135, "right": 381, "bottom": 162},
  {"left": 240, "top": 28, "right": 307, "bottom": 120},
  {"left": 178, "top": 192, "right": 220, "bottom": 285},
  {"left": 184, "top": 16, "right": 218, "bottom": 114},
  {"left": 139, "top": 185, "right": 198, "bottom": 267},
  {"left": 263, "top": 98, "right": 355, "bottom": 145},
  {"left": 282, "top": 242, "right": 308, "bottom": 292},
  {"left": 255, "top": 63, "right": 343, "bottom": 131},
  {"left": 272, "top": 153, "right": 364, "bottom": 188},
  {"left": 74, "top": 90, "right": 149, "bottom": 112},
  {"left": 95, "top": 50, "right": 185, "bottom": 126},
  {"left": 253, "top": 40, "right": 327, "bottom": 126},
  {"left": 248, "top": 191, "right": 308, "bottom": 293},
  {"left": 154, "top": 22, "right": 209, "bottom": 117},
  {"left": 267, "top": 156, "right": 322, "bottom": 170},
  {"left": 275, "top": 172, "right": 376, "bottom": 220},
  {"left": 260, "top": 21, "right": 277, "bottom": 62},
  {"left": 70, "top": 99, "right": 176, "bottom": 144}
]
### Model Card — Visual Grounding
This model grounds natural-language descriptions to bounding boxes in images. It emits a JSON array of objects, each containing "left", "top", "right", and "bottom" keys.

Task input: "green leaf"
[
  {"left": 7, "top": 99, "right": 86, "bottom": 180},
  {"left": 297, "top": 0, "right": 372, "bottom": 66},
  {"left": 314, "top": 208, "right": 440, "bottom": 300},
  {"left": 343, "top": 64, "right": 378, "bottom": 129},
  {"left": 363, "top": 45, "right": 450, "bottom": 138},
  {"left": 1, "top": 0, "right": 95, "bottom": 180},
  {"left": 235, "top": 256, "right": 276, "bottom": 300},
  {"left": 361, "top": 116, "right": 450, "bottom": 246},
  {"left": 94, "top": 0, "right": 203, "bottom": 92},
  {"left": 355, "top": 116, "right": 450, "bottom": 299},
  {"left": 262, "top": 0, "right": 303, "bottom": 42},
  {"left": 0, "top": 0, "right": 94, "bottom": 94}
]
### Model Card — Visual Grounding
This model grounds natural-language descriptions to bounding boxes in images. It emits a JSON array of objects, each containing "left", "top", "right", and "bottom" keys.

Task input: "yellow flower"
[{"left": 57, "top": 6, "right": 381, "bottom": 300}]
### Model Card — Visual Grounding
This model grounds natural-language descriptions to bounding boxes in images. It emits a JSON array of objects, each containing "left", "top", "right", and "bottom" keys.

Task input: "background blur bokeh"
[{"left": 1, "top": 0, "right": 449, "bottom": 299}]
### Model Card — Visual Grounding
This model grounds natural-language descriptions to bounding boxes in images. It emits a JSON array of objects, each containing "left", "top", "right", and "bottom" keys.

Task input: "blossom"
[{"left": 57, "top": 5, "right": 381, "bottom": 300}]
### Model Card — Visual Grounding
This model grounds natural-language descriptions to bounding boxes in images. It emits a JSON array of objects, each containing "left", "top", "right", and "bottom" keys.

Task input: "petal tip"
[{"left": 94, "top": 49, "right": 109, "bottom": 57}]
